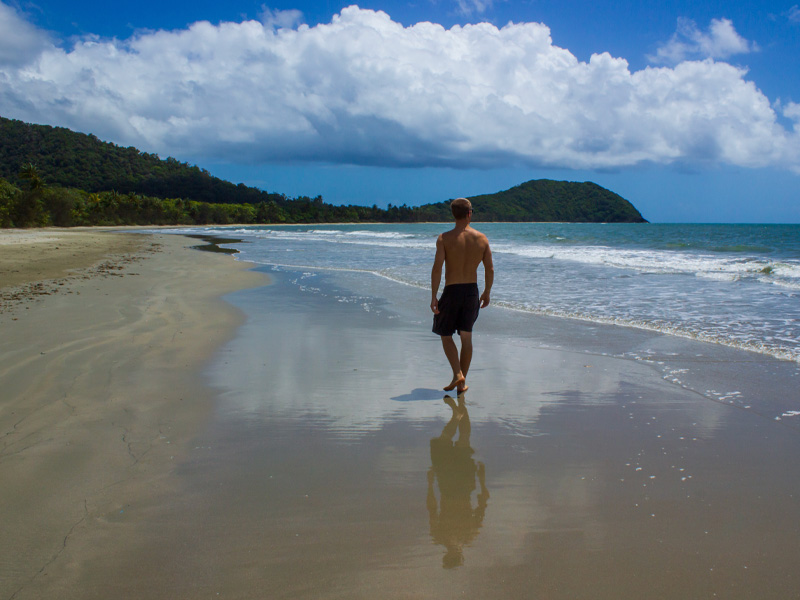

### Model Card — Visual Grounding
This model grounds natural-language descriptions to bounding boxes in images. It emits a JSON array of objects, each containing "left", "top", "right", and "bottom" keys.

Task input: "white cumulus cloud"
[
  {"left": 0, "top": 2, "right": 51, "bottom": 66},
  {"left": 0, "top": 4, "right": 797, "bottom": 173},
  {"left": 649, "top": 17, "right": 757, "bottom": 64}
]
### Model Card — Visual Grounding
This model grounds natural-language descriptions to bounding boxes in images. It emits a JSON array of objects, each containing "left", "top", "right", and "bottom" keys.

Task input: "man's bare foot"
[
  {"left": 444, "top": 373, "right": 465, "bottom": 391},
  {"left": 457, "top": 383, "right": 469, "bottom": 394}
]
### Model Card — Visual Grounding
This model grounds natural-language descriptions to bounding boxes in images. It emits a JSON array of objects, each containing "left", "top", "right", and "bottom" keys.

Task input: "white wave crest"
[{"left": 497, "top": 242, "right": 800, "bottom": 289}]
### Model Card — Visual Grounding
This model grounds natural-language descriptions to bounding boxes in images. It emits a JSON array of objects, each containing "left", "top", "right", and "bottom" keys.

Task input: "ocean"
[{"left": 168, "top": 222, "right": 800, "bottom": 364}]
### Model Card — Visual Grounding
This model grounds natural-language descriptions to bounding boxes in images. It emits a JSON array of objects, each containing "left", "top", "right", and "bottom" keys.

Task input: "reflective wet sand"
[{"left": 53, "top": 266, "right": 800, "bottom": 599}]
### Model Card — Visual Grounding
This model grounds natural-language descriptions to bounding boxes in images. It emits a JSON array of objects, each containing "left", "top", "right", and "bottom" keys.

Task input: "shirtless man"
[{"left": 431, "top": 198, "right": 494, "bottom": 394}]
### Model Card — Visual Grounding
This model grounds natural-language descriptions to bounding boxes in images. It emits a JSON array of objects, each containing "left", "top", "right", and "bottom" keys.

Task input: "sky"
[{"left": 1, "top": 0, "right": 799, "bottom": 222}]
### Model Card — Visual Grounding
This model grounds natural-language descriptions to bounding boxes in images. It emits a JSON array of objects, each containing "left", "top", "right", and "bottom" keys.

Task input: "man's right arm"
[
  {"left": 480, "top": 239, "right": 494, "bottom": 308},
  {"left": 431, "top": 234, "right": 445, "bottom": 314}
]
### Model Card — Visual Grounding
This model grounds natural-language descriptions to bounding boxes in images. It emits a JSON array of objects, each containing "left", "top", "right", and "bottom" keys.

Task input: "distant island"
[{"left": 0, "top": 116, "right": 647, "bottom": 227}]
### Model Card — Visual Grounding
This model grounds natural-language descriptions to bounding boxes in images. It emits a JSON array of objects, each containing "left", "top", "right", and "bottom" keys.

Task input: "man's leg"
[
  {"left": 458, "top": 331, "right": 473, "bottom": 391},
  {"left": 441, "top": 335, "right": 465, "bottom": 391}
]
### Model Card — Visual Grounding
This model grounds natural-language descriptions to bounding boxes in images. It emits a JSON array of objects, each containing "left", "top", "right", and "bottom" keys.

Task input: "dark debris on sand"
[{"left": 0, "top": 242, "right": 162, "bottom": 317}]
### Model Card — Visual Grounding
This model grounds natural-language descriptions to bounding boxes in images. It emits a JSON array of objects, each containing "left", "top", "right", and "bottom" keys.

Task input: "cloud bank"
[{"left": 1, "top": 4, "right": 798, "bottom": 172}]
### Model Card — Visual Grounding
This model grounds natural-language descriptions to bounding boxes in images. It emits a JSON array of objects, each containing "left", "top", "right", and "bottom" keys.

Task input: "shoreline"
[
  {"left": 0, "top": 229, "right": 266, "bottom": 598},
  {"left": 136, "top": 223, "right": 800, "bottom": 365}
]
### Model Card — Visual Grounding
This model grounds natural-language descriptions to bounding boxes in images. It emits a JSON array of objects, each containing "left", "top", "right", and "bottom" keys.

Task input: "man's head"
[{"left": 451, "top": 198, "right": 472, "bottom": 220}]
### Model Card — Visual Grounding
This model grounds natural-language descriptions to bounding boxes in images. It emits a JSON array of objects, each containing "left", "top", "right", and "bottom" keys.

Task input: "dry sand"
[
  {"left": 0, "top": 228, "right": 147, "bottom": 291},
  {"left": 0, "top": 229, "right": 265, "bottom": 599}
]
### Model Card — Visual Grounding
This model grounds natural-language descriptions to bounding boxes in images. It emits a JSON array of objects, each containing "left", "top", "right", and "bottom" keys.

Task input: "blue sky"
[{"left": 1, "top": 0, "right": 799, "bottom": 222}]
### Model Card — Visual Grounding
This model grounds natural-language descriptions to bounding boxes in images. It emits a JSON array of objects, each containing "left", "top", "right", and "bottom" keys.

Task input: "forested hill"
[
  {"left": 0, "top": 116, "right": 286, "bottom": 205},
  {"left": 0, "top": 116, "right": 647, "bottom": 225},
  {"left": 0, "top": 117, "right": 294, "bottom": 204},
  {"left": 468, "top": 179, "right": 647, "bottom": 223}
]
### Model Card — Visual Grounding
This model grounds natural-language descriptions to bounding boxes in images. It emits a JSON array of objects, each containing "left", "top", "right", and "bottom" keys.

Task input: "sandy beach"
[
  {"left": 0, "top": 229, "right": 264, "bottom": 599},
  {"left": 2, "top": 227, "right": 799, "bottom": 599}
]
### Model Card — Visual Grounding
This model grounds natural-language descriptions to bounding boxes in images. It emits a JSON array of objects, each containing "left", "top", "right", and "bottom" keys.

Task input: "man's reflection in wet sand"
[{"left": 427, "top": 394, "right": 489, "bottom": 568}]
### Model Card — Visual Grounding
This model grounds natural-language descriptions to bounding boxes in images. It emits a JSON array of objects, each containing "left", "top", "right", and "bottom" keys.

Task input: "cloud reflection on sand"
[{"left": 209, "top": 268, "right": 730, "bottom": 442}]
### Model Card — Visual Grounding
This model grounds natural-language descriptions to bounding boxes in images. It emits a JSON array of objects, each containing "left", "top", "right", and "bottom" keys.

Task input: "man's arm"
[
  {"left": 480, "top": 240, "right": 493, "bottom": 308},
  {"left": 431, "top": 234, "right": 445, "bottom": 314}
]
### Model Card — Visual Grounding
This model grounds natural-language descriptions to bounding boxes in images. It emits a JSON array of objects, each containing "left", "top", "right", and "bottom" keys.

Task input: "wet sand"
[
  {"left": 2, "top": 231, "right": 800, "bottom": 599},
  {"left": 182, "top": 268, "right": 800, "bottom": 600},
  {"left": 0, "top": 229, "right": 265, "bottom": 599}
]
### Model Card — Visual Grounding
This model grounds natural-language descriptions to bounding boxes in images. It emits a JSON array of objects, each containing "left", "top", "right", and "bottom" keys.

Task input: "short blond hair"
[{"left": 451, "top": 198, "right": 472, "bottom": 219}]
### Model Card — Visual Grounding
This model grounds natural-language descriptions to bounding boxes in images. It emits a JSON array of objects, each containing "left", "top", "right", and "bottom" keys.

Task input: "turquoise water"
[{"left": 165, "top": 223, "right": 800, "bottom": 363}]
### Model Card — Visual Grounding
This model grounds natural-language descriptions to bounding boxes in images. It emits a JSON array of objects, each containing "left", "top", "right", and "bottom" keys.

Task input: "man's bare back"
[{"left": 440, "top": 227, "right": 491, "bottom": 287}]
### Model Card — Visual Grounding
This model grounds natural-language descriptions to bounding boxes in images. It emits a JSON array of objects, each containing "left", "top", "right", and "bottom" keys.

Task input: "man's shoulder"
[{"left": 467, "top": 227, "right": 489, "bottom": 243}]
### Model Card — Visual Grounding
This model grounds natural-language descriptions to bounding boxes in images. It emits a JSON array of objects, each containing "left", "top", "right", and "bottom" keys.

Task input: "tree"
[
  {"left": 13, "top": 163, "right": 47, "bottom": 226},
  {"left": 18, "top": 162, "right": 44, "bottom": 192},
  {"left": 0, "top": 178, "right": 19, "bottom": 227}
]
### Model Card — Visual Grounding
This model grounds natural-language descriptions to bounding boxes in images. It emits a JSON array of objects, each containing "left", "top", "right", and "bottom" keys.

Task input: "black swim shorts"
[{"left": 432, "top": 283, "right": 480, "bottom": 336}]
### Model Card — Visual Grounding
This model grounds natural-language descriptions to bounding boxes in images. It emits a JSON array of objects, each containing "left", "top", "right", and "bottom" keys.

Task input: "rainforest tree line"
[
  {"left": 0, "top": 116, "right": 646, "bottom": 227},
  {"left": 0, "top": 167, "right": 447, "bottom": 227}
]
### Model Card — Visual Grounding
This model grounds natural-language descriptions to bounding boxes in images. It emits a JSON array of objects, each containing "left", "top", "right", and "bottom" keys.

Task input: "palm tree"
[
  {"left": 14, "top": 163, "right": 46, "bottom": 226},
  {"left": 18, "top": 162, "right": 43, "bottom": 192}
]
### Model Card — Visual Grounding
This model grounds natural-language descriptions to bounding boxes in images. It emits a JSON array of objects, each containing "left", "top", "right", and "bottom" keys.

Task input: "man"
[{"left": 431, "top": 198, "right": 494, "bottom": 394}]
